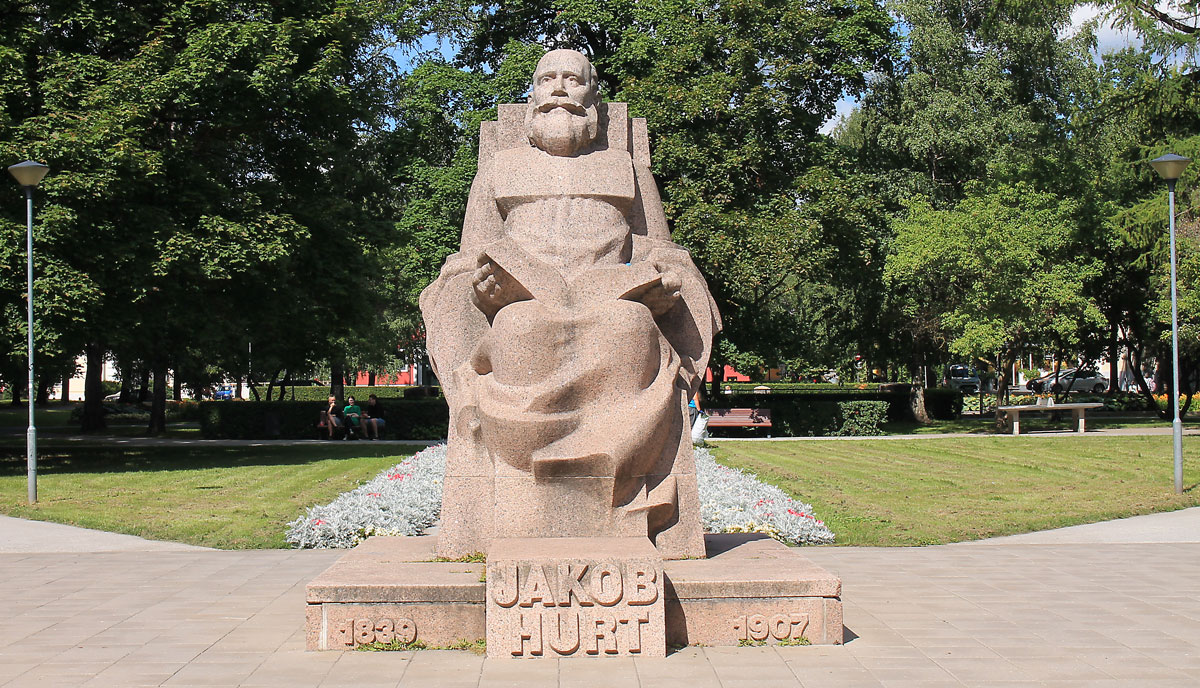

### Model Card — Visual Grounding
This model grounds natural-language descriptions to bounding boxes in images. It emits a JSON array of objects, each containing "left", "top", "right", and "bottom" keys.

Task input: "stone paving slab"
[
  {"left": 0, "top": 515, "right": 211, "bottom": 553},
  {"left": 1, "top": 540, "right": 1198, "bottom": 686}
]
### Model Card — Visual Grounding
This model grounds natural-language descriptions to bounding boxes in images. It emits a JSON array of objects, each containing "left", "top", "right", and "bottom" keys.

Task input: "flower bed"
[
  {"left": 287, "top": 446, "right": 834, "bottom": 549},
  {"left": 285, "top": 445, "right": 446, "bottom": 549},
  {"left": 694, "top": 448, "right": 834, "bottom": 545}
]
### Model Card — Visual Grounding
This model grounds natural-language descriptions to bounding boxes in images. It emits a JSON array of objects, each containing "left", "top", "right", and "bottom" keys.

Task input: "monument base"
[{"left": 305, "top": 533, "right": 842, "bottom": 652}]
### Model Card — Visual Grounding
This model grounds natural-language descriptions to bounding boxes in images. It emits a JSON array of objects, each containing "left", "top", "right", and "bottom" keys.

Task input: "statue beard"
[{"left": 526, "top": 101, "right": 600, "bottom": 157}]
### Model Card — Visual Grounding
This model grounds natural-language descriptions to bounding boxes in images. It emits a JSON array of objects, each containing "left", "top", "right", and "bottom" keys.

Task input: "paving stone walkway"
[{"left": 2, "top": 509, "right": 1199, "bottom": 687}]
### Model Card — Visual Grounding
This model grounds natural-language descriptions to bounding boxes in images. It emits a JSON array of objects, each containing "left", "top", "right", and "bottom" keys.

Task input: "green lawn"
[
  {"left": 881, "top": 414, "right": 1199, "bottom": 435},
  {"left": 712, "top": 436, "right": 1200, "bottom": 546},
  {"left": 4, "top": 434, "right": 1198, "bottom": 551},
  {"left": 0, "top": 402, "right": 79, "bottom": 428},
  {"left": 0, "top": 442, "right": 424, "bottom": 549}
]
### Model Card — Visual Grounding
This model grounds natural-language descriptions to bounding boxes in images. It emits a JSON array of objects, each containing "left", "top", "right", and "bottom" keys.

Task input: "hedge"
[
  {"left": 250, "top": 385, "right": 438, "bottom": 402},
  {"left": 199, "top": 399, "right": 449, "bottom": 440},
  {"left": 717, "top": 382, "right": 883, "bottom": 393},
  {"left": 199, "top": 386, "right": 963, "bottom": 439},
  {"left": 706, "top": 386, "right": 961, "bottom": 436}
]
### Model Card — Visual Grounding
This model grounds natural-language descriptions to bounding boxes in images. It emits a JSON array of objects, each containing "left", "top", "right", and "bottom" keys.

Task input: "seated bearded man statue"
[{"left": 420, "top": 49, "right": 721, "bottom": 559}]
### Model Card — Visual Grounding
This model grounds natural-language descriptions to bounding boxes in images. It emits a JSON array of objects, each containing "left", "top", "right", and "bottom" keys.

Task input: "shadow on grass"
[{"left": 0, "top": 442, "right": 425, "bottom": 477}]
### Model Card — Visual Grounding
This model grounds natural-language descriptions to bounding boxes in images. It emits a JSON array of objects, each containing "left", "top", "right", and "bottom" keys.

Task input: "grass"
[
  {"left": 0, "top": 442, "right": 426, "bottom": 548},
  {"left": 711, "top": 435, "right": 1200, "bottom": 547},
  {"left": 881, "top": 414, "right": 1200, "bottom": 435},
  {"left": 0, "top": 402, "right": 79, "bottom": 428}
]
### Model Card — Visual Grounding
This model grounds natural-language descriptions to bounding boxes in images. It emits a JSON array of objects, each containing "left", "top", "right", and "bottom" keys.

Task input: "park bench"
[
  {"left": 316, "top": 415, "right": 347, "bottom": 440},
  {"left": 997, "top": 402, "right": 1103, "bottom": 435},
  {"left": 706, "top": 407, "right": 772, "bottom": 433}
]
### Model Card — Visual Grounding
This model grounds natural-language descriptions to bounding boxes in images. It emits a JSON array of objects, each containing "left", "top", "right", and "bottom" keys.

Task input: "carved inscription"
[
  {"left": 487, "top": 556, "right": 665, "bottom": 657},
  {"left": 731, "top": 613, "right": 809, "bottom": 642},
  {"left": 335, "top": 617, "right": 417, "bottom": 647}
]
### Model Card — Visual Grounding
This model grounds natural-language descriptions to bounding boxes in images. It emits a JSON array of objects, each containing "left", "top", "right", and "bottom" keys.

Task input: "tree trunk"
[
  {"left": 265, "top": 368, "right": 281, "bottom": 403},
  {"left": 330, "top": 356, "right": 345, "bottom": 402},
  {"left": 1107, "top": 323, "right": 1119, "bottom": 396},
  {"left": 117, "top": 359, "right": 133, "bottom": 403},
  {"left": 9, "top": 380, "right": 19, "bottom": 406},
  {"left": 368, "top": 370, "right": 376, "bottom": 386},
  {"left": 708, "top": 363, "right": 724, "bottom": 398},
  {"left": 909, "top": 385, "right": 932, "bottom": 424},
  {"left": 1128, "top": 340, "right": 1167, "bottom": 417},
  {"left": 236, "top": 378, "right": 243, "bottom": 400},
  {"left": 172, "top": 369, "right": 182, "bottom": 401},
  {"left": 246, "top": 374, "right": 262, "bottom": 401},
  {"left": 277, "top": 369, "right": 289, "bottom": 401},
  {"left": 35, "top": 377, "right": 50, "bottom": 405},
  {"left": 147, "top": 360, "right": 168, "bottom": 436},
  {"left": 994, "top": 354, "right": 1010, "bottom": 429},
  {"left": 137, "top": 368, "right": 150, "bottom": 403},
  {"left": 61, "top": 370, "right": 69, "bottom": 402},
  {"left": 81, "top": 342, "right": 106, "bottom": 431}
]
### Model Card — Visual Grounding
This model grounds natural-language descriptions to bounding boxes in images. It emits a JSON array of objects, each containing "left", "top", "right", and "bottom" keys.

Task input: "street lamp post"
[
  {"left": 7, "top": 160, "right": 49, "bottom": 504},
  {"left": 1149, "top": 153, "right": 1192, "bottom": 494}
]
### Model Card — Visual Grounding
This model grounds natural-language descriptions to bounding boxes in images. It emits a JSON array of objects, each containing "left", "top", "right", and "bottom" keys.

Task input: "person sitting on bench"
[
  {"left": 342, "top": 395, "right": 362, "bottom": 440},
  {"left": 322, "top": 395, "right": 345, "bottom": 439},
  {"left": 362, "top": 394, "right": 386, "bottom": 440}
]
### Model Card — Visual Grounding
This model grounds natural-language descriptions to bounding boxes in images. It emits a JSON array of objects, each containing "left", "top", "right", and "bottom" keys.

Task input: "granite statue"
[{"left": 420, "top": 49, "right": 721, "bottom": 559}]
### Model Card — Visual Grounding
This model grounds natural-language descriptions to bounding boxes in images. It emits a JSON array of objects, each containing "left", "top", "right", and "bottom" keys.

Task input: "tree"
[
  {"left": 0, "top": 1, "right": 418, "bottom": 431},
  {"left": 886, "top": 183, "right": 1103, "bottom": 421},
  {"left": 431, "top": 0, "right": 896, "bottom": 382},
  {"left": 1103, "top": 0, "right": 1200, "bottom": 67}
]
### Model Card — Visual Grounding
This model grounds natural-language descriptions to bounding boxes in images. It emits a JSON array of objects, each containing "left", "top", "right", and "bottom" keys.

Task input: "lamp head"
[
  {"left": 1150, "top": 153, "right": 1191, "bottom": 183},
  {"left": 7, "top": 160, "right": 49, "bottom": 188}
]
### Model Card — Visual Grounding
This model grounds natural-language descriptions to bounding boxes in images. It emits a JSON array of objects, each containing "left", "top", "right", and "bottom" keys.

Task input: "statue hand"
[
  {"left": 471, "top": 259, "right": 532, "bottom": 321},
  {"left": 639, "top": 265, "right": 682, "bottom": 317}
]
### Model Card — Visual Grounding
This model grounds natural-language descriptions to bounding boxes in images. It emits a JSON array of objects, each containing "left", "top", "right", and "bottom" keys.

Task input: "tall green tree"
[
  {"left": 430, "top": 0, "right": 896, "bottom": 385},
  {"left": 0, "top": 1, "right": 418, "bottom": 430}
]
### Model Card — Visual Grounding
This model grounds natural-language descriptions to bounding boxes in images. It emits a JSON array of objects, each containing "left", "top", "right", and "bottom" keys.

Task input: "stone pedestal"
[
  {"left": 305, "top": 537, "right": 484, "bottom": 651},
  {"left": 486, "top": 537, "right": 665, "bottom": 658},
  {"left": 305, "top": 533, "right": 842, "bottom": 652}
]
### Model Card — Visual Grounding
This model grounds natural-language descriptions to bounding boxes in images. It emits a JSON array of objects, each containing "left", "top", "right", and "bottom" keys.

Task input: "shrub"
[
  {"left": 717, "top": 382, "right": 882, "bottom": 393},
  {"left": 199, "top": 399, "right": 450, "bottom": 439},
  {"left": 834, "top": 401, "right": 889, "bottom": 436},
  {"left": 706, "top": 390, "right": 911, "bottom": 436},
  {"left": 257, "top": 385, "right": 429, "bottom": 402}
]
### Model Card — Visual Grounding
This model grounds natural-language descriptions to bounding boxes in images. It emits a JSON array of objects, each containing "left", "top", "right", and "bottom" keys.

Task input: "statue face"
[{"left": 527, "top": 50, "right": 600, "bottom": 156}]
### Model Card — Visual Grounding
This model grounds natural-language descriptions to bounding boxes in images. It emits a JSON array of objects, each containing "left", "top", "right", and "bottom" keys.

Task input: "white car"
[{"left": 1027, "top": 368, "right": 1108, "bottom": 394}]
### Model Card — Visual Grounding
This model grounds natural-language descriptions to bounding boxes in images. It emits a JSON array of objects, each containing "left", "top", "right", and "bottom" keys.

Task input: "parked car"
[
  {"left": 1026, "top": 368, "right": 1108, "bottom": 394},
  {"left": 213, "top": 386, "right": 234, "bottom": 401},
  {"left": 945, "top": 365, "right": 981, "bottom": 394}
]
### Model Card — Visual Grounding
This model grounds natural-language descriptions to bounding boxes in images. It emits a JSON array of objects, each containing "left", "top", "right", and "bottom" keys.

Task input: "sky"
[{"left": 817, "top": 3, "right": 1144, "bottom": 134}]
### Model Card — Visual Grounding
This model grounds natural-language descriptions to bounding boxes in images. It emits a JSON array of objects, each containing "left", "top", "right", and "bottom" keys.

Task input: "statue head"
[{"left": 526, "top": 49, "right": 601, "bottom": 156}]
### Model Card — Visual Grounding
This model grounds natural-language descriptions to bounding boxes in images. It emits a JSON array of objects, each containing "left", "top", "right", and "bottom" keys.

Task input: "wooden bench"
[
  {"left": 706, "top": 408, "right": 772, "bottom": 430},
  {"left": 998, "top": 402, "right": 1103, "bottom": 435}
]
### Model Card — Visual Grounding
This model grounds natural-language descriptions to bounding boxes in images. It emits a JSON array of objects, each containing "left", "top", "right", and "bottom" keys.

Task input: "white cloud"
[
  {"left": 1069, "top": 3, "right": 1142, "bottom": 56},
  {"left": 820, "top": 96, "right": 858, "bottom": 135}
]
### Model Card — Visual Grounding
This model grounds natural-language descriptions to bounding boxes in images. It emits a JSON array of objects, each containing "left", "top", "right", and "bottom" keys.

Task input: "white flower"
[{"left": 287, "top": 446, "right": 834, "bottom": 548}]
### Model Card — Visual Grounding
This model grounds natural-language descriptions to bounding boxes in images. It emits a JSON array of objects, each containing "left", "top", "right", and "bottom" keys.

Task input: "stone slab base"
[
  {"left": 305, "top": 533, "right": 841, "bottom": 652},
  {"left": 486, "top": 537, "right": 666, "bottom": 658}
]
